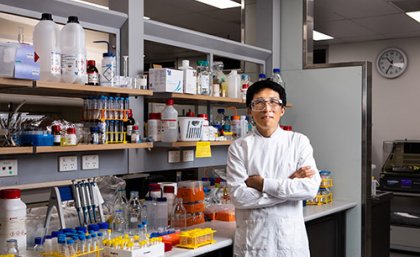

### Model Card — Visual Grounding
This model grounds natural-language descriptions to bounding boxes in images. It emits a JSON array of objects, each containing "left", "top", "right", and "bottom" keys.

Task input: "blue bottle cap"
[{"left": 34, "top": 237, "right": 43, "bottom": 245}]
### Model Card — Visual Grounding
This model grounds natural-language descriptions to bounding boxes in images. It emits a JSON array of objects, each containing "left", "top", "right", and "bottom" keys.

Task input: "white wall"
[{"left": 327, "top": 38, "right": 420, "bottom": 176}]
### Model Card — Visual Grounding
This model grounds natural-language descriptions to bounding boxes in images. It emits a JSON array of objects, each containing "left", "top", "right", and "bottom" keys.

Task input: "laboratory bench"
[{"left": 166, "top": 200, "right": 356, "bottom": 257}]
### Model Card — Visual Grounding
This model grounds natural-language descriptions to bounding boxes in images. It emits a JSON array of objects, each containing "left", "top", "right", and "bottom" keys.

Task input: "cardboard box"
[
  {"left": 0, "top": 42, "right": 40, "bottom": 80},
  {"left": 149, "top": 68, "right": 183, "bottom": 93},
  {"left": 103, "top": 243, "right": 164, "bottom": 257}
]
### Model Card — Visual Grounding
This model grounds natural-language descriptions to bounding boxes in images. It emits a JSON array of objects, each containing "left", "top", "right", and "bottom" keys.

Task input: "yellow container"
[{"left": 177, "top": 228, "right": 216, "bottom": 249}]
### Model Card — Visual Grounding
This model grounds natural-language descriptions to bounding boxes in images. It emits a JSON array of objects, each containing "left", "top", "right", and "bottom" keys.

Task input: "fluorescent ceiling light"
[
  {"left": 71, "top": 0, "right": 109, "bottom": 10},
  {"left": 313, "top": 30, "right": 334, "bottom": 41},
  {"left": 406, "top": 11, "right": 420, "bottom": 23},
  {"left": 144, "top": 16, "right": 151, "bottom": 20},
  {"left": 195, "top": 0, "right": 241, "bottom": 9}
]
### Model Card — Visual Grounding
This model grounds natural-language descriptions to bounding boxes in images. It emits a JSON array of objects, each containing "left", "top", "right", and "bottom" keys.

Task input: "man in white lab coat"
[{"left": 226, "top": 79, "right": 321, "bottom": 257}]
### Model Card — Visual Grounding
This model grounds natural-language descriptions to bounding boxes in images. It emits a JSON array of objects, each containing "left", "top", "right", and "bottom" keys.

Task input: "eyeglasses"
[{"left": 250, "top": 98, "right": 283, "bottom": 111}]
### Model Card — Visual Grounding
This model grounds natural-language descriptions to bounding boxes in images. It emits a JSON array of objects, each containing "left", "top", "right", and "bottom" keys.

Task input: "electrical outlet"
[
  {"left": 82, "top": 155, "right": 99, "bottom": 170},
  {"left": 182, "top": 150, "right": 194, "bottom": 162},
  {"left": 58, "top": 156, "right": 77, "bottom": 172},
  {"left": 0, "top": 159, "right": 18, "bottom": 177},
  {"left": 168, "top": 150, "right": 181, "bottom": 163}
]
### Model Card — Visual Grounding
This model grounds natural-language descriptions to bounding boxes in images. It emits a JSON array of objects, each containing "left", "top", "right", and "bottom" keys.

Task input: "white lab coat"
[{"left": 227, "top": 126, "right": 321, "bottom": 257}]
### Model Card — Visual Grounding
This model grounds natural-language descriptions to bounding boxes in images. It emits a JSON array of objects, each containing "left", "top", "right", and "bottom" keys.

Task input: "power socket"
[
  {"left": 182, "top": 150, "right": 194, "bottom": 162},
  {"left": 58, "top": 156, "right": 78, "bottom": 172},
  {"left": 82, "top": 155, "right": 99, "bottom": 170},
  {"left": 168, "top": 150, "right": 181, "bottom": 163},
  {"left": 0, "top": 159, "right": 18, "bottom": 177}
]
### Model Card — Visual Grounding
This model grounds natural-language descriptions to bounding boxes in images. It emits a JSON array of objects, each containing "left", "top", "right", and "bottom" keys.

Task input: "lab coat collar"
[{"left": 253, "top": 125, "right": 283, "bottom": 138}]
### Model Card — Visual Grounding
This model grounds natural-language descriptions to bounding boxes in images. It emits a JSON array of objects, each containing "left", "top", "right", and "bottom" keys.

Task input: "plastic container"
[
  {"left": 147, "top": 112, "right": 161, "bottom": 142},
  {"left": 227, "top": 70, "right": 241, "bottom": 99},
  {"left": 33, "top": 13, "right": 61, "bottom": 82},
  {"left": 177, "top": 228, "right": 216, "bottom": 249},
  {"left": 177, "top": 181, "right": 205, "bottom": 203},
  {"left": 161, "top": 99, "right": 178, "bottom": 143},
  {"left": 65, "top": 127, "right": 77, "bottom": 146},
  {"left": 179, "top": 60, "right": 197, "bottom": 94},
  {"left": 149, "top": 183, "right": 162, "bottom": 200},
  {"left": 155, "top": 197, "right": 168, "bottom": 230},
  {"left": 178, "top": 117, "right": 204, "bottom": 141},
  {"left": 231, "top": 115, "right": 241, "bottom": 138},
  {"left": 99, "top": 52, "right": 117, "bottom": 87},
  {"left": 0, "top": 189, "right": 27, "bottom": 252},
  {"left": 60, "top": 16, "right": 86, "bottom": 84},
  {"left": 198, "top": 114, "right": 209, "bottom": 141},
  {"left": 163, "top": 186, "right": 176, "bottom": 223}
]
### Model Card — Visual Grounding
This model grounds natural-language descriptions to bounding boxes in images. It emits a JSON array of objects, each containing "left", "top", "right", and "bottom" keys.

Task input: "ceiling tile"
[
  {"left": 315, "top": 19, "right": 377, "bottom": 38},
  {"left": 352, "top": 13, "right": 420, "bottom": 34},
  {"left": 314, "top": 5, "right": 346, "bottom": 23},
  {"left": 315, "top": 0, "right": 400, "bottom": 19}
]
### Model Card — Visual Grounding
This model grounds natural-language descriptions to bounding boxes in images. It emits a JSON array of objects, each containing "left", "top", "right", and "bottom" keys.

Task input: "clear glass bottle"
[
  {"left": 212, "top": 108, "right": 225, "bottom": 135},
  {"left": 197, "top": 60, "right": 211, "bottom": 95},
  {"left": 112, "top": 188, "right": 128, "bottom": 233},
  {"left": 33, "top": 237, "right": 44, "bottom": 256},
  {"left": 171, "top": 197, "right": 187, "bottom": 231},
  {"left": 112, "top": 209, "right": 126, "bottom": 234},
  {"left": 6, "top": 239, "right": 19, "bottom": 256},
  {"left": 271, "top": 68, "right": 285, "bottom": 87},
  {"left": 128, "top": 191, "right": 142, "bottom": 236}
]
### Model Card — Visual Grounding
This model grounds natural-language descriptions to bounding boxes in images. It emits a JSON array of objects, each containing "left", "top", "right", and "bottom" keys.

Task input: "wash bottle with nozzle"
[{"left": 93, "top": 40, "right": 117, "bottom": 87}]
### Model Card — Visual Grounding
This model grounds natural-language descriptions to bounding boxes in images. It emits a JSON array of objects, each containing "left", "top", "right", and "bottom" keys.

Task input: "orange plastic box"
[
  {"left": 184, "top": 202, "right": 205, "bottom": 213},
  {"left": 177, "top": 181, "right": 205, "bottom": 203}
]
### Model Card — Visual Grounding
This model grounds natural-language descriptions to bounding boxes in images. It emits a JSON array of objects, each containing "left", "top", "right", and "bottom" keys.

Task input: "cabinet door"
[{"left": 306, "top": 212, "right": 346, "bottom": 257}]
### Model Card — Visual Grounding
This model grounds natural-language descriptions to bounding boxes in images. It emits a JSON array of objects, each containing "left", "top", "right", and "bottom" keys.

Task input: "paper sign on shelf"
[{"left": 195, "top": 142, "right": 212, "bottom": 158}]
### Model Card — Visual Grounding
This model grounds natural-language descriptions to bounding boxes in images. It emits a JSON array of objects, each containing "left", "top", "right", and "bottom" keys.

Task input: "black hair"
[{"left": 246, "top": 79, "right": 287, "bottom": 108}]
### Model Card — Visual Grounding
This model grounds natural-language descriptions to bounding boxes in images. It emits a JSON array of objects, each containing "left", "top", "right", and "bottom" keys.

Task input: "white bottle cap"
[{"left": 182, "top": 60, "right": 190, "bottom": 68}]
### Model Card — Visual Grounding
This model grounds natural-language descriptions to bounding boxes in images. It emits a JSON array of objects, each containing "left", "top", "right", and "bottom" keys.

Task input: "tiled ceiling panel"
[
  {"left": 315, "top": 0, "right": 401, "bottom": 18},
  {"left": 352, "top": 14, "right": 420, "bottom": 34}
]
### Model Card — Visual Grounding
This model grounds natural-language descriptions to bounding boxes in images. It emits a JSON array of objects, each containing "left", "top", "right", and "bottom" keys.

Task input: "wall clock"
[{"left": 376, "top": 48, "right": 408, "bottom": 79}]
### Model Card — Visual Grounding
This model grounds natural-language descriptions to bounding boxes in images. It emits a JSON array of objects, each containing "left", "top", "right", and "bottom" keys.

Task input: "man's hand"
[
  {"left": 289, "top": 166, "right": 315, "bottom": 179},
  {"left": 245, "top": 175, "right": 264, "bottom": 191}
]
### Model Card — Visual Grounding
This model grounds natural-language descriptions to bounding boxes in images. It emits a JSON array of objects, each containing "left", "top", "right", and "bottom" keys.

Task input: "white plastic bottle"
[
  {"left": 179, "top": 60, "right": 197, "bottom": 94},
  {"left": 0, "top": 189, "right": 27, "bottom": 252},
  {"left": 163, "top": 186, "right": 176, "bottom": 224},
  {"left": 227, "top": 70, "right": 241, "bottom": 99},
  {"left": 147, "top": 112, "right": 161, "bottom": 142},
  {"left": 60, "top": 16, "right": 86, "bottom": 84},
  {"left": 33, "top": 13, "right": 61, "bottom": 82},
  {"left": 99, "top": 52, "right": 117, "bottom": 87},
  {"left": 161, "top": 99, "right": 178, "bottom": 142}
]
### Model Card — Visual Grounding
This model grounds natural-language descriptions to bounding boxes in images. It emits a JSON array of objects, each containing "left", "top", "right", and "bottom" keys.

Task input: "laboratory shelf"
[
  {"left": 0, "top": 146, "right": 33, "bottom": 155},
  {"left": 0, "top": 77, "right": 153, "bottom": 98},
  {"left": 146, "top": 92, "right": 245, "bottom": 106},
  {"left": 153, "top": 141, "right": 232, "bottom": 148},
  {"left": 35, "top": 142, "right": 153, "bottom": 153}
]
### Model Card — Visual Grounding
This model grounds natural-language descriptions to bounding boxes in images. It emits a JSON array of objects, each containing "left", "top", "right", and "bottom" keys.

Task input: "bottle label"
[
  {"left": 162, "top": 120, "right": 177, "bottom": 129},
  {"left": 53, "top": 135, "right": 61, "bottom": 144},
  {"left": 50, "top": 51, "right": 61, "bottom": 75},
  {"left": 101, "top": 63, "right": 116, "bottom": 86},
  {"left": 0, "top": 215, "right": 27, "bottom": 239},
  {"left": 198, "top": 74, "right": 210, "bottom": 92},
  {"left": 62, "top": 54, "right": 86, "bottom": 77},
  {"left": 88, "top": 72, "right": 99, "bottom": 84}
]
